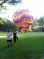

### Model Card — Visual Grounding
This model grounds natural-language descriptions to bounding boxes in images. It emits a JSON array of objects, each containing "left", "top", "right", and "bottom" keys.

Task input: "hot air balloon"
[{"left": 13, "top": 10, "right": 33, "bottom": 32}]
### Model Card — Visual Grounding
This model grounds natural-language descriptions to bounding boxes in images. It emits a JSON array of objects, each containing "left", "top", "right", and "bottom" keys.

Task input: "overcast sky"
[{"left": 0, "top": 0, "right": 44, "bottom": 21}]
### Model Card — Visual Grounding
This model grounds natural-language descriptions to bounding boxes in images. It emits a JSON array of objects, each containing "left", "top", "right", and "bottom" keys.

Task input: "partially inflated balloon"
[{"left": 13, "top": 10, "right": 33, "bottom": 32}]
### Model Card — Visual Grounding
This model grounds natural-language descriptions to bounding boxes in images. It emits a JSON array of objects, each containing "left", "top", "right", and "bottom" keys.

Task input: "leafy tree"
[
  {"left": 0, "top": 0, "right": 22, "bottom": 31},
  {"left": 37, "top": 17, "right": 44, "bottom": 31},
  {"left": 0, "top": 0, "right": 22, "bottom": 12},
  {"left": 37, "top": 17, "right": 44, "bottom": 26},
  {"left": 0, "top": 0, "right": 21, "bottom": 6},
  {"left": 0, "top": 18, "right": 18, "bottom": 31},
  {"left": 0, "top": 18, "right": 5, "bottom": 24}
]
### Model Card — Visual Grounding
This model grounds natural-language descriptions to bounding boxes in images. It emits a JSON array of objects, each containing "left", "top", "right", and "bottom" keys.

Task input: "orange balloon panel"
[
  {"left": 14, "top": 19, "right": 32, "bottom": 27},
  {"left": 21, "top": 27, "right": 29, "bottom": 31},
  {"left": 21, "top": 19, "right": 32, "bottom": 23}
]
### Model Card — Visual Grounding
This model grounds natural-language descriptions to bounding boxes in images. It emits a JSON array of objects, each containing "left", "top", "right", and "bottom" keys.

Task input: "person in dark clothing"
[
  {"left": 13, "top": 32, "right": 16, "bottom": 43},
  {"left": 16, "top": 31, "right": 18, "bottom": 40},
  {"left": 13, "top": 31, "right": 18, "bottom": 43}
]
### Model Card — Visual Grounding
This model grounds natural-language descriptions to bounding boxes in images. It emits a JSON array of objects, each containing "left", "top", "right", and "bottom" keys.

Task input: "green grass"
[
  {"left": 0, "top": 32, "right": 6, "bottom": 36},
  {"left": 0, "top": 32, "right": 44, "bottom": 59}
]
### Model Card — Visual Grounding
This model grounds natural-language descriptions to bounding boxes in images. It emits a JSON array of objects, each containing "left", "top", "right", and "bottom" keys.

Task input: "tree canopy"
[
  {"left": 0, "top": 0, "right": 21, "bottom": 5},
  {"left": 0, "top": 0, "right": 22, "bottom": 8},
  {"left": 0, "top": 18, "right": 18, "bottom": 31}
]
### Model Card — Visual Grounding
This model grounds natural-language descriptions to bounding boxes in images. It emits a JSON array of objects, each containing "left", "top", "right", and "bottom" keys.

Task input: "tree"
[
  {"left": 37, "top": 17, "right": 44, "bottom": 31},
  {"left": 0, "top": 18, "right": 5, "bottom": 24},
  {"left": 0, "top": 0, "right": 22, "bottom": 12},
  {"left": 37, "top": 17, "right": 44, "bottom": 26},
  {"left": 0, "top": 0, "right": 22, "bottom": 31},
  {"left": 0, "top": 18, "right": 5, "bottom": 31},
  {"left": 0, "top": 0, "right": 22, "bottom": 17},
  {"left": 0, "top": 18, "right": 18, "bottom": 31},
  {"left": 0, "top": 0, "right": 21, "bottom": 6}
]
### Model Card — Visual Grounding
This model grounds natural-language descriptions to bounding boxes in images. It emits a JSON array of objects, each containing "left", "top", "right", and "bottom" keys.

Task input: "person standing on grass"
[
  {"left": 13, "top": 31, "right": 18, "bottom": 43},
  {"left": 16, "top": 31, "right": 18, "bottom": 40},
  {"left": 7, "top": 29, "right": 12, "bottom": 47}
]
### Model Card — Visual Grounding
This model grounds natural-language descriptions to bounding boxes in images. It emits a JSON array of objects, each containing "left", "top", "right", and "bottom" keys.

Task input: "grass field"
[{"left": 0, "top": 32, "right": 44, "bottom": 59}]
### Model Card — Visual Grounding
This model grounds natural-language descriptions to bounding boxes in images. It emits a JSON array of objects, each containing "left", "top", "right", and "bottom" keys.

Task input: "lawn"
[{"left": 0, "top": 32, "right": 44, "bottom": 59}]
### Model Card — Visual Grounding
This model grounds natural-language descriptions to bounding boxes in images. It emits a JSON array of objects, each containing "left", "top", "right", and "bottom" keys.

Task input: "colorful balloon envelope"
[{"left": 13, "top": 10, "right": 33, "bottom": 31}]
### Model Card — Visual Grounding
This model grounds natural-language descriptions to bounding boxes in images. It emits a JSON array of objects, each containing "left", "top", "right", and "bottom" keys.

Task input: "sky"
[{"left": 0, "top": 0, "right": 44, "bottom": 21}]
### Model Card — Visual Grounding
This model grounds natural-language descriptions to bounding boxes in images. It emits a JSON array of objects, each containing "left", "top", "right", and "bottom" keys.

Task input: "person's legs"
[
  {"left": 7, "top": 40, "right": 12, "bottom": 47},
  {"left": 14, "top": 37, "right": 16, "bottom": 43},
  {"left": 8, "top": 42, "right": 10, "bottom": 47},
  {"left": 10, "top": 40, "right": 12, "bottom": 46}
]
